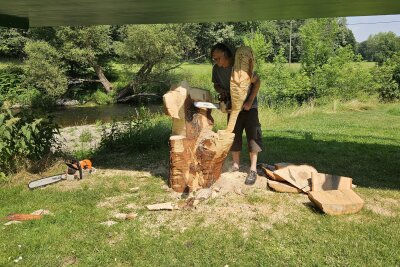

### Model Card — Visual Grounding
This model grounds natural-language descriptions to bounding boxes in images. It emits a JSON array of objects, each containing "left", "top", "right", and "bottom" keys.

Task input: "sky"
[{"left": 346, "top": 14, "right": 400, "bottom": 42}]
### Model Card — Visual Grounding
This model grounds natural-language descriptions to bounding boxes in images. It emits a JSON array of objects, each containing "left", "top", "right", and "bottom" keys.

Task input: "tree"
[
  {"left": 299, "top": 18, "right": 341, "bottom": 75},
  {"left": 373, "top": 52, "right": 400, "bottom": 102},
  {"left": 23, "top": 41, "right": 67, "bottom": 98},
  {"left": 243, "top": 31, "right": 272, "bottom": 71},
  {"left": 115, "top": 24, "right": 195, "bottom": 98},
  {"left": 0, "top": 27, "right": 27, "bottom": 59},
  {"left": 55, "top": 26, "right": 114, "bottom": 93},
  {"left": 358, "top": 32, "right": 400, "bottom": 64}
]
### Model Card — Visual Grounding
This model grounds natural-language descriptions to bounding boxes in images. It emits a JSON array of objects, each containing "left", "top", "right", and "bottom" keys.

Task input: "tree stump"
[{"left": 164, "top": 81, "right": 234, "bottom": 193}]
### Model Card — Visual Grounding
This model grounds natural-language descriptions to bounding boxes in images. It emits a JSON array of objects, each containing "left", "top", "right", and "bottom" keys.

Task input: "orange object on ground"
[
  {"left": 6, "top": 214, "right": 42, "bottom": 221},
  {"left": 79, "top": 159, "right": 92, "bottom": 170}
]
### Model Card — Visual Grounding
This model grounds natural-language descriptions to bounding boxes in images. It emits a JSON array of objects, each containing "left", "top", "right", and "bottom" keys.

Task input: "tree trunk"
[
  {"left": 93, "top": 63, "right": 113, "bottom": 94},
  {"left": 164, "top": 82, "right": 234, "bottom": 193}
]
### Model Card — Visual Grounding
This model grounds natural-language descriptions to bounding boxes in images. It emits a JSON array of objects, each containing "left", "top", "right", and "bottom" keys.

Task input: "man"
[{"left": 211, "top": 43, "right": 263, "bottom": 185}]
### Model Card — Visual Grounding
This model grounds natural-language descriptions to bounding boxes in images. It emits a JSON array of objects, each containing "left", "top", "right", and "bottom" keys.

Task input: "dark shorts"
[{"left": 229, "top": 108, "right": 263, "bottom": 153}]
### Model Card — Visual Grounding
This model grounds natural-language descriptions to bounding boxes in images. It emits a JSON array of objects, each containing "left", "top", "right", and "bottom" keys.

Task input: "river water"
[{"left": 48, "top": 104, "right": 163, "bottom": 127}]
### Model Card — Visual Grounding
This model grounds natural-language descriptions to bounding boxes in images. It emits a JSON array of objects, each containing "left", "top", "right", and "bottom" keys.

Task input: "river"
[{"left": 48, "top": 104, "right": 163, "bottom": 127}]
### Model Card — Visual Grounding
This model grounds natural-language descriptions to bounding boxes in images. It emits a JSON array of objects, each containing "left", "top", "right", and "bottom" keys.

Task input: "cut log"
[
  {"left": 188, "top": 87, "right": 212, "bottom": 102},
  {"left": 226, "top": 46, "right": 254, "bottom": 132},
  {"left": 164, "top": 82, "right": 234, "bottom": 193},
  {"left": 311, "top": 173, "right": 353, "bottom": 192},
  {"left": 267, "top": 179, "right": 302, "bottom": 193},
  {"left": 274, "top": 165, "right": 318, "bottom": 192},
  {"left": 308, "top": 190, "right": 365, "bottom": 215},
  {"left": 260, "top": 165, "right": 277, "bottom": 180}
]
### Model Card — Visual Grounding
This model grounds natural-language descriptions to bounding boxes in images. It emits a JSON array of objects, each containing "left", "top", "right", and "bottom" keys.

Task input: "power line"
[{"left": 347, "top": 20, "right": 400, "bottom": 26}]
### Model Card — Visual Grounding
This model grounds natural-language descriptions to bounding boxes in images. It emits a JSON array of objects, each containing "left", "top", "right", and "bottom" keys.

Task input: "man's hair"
[{"left": 211, "top": 43, "right": 233, "bottom": 60}]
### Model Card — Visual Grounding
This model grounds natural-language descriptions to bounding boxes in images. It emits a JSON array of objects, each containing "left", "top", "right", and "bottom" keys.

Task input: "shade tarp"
[{"left": 1, "top": 0, "right": 400, "bottom": 29}]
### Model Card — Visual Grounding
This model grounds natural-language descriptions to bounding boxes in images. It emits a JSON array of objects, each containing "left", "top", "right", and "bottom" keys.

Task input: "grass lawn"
[{"left": 1, "top": 101, "right": 399, "bottom": 266}]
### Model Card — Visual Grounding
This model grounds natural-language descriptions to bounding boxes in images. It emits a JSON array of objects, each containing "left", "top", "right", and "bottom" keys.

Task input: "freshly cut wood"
[
  {"left": 6, "top": 214, "right": 42, "bottom": 221},
  {"left": 260, "top": 165, "right": 277, "bottom": 180},
  {"left": 308, "top": 190, "right": 365, "bottom": 215},
  {"left": 146, "top": 202, "right": 174, "bottom": 211},
  {"left": 274, "top": 162, "right": 294, "bottom": 170},
  {"left": 274, "top": 165, "right": 318, "bottom": 192},
  {"left": 188, "top": 87, "right": 212, "bottom": 102},
  {"left": 226, "top": 46, "right": 254, "bottom": 132},
  {"left": 164, "top": 82, "right": 234, "bottom": 193},
  {"left": 267, "top": 179, "right": 302, "bottom": 193},
  {"left": 311, "top": 173, "right": 352, "bottom": 192}
]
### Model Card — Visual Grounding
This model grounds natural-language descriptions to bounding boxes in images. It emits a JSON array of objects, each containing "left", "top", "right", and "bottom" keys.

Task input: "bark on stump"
[{"left": 164, "top": 81, "right": 234, "bottom": 193}]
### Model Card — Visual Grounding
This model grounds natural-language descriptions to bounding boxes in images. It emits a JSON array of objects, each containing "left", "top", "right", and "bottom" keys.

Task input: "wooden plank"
[
  {"left": 267, "top": 179, "right": 302, "bottom": 193},
  {"left": 273, "top": 165, "right": 318, "bottom": 192},
  {"left": 308, "top": 190, "right": 365, "bottom": 215},
  {"left": 311, "top": 173, "right": 352, "bottom": 192}
]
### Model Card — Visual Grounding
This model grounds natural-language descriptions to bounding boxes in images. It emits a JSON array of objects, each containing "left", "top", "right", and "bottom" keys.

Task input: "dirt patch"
[
  {"left": 365, "top": 197, "right": 400, "bottom": 217},
  {"left": 135, "top": 171, "right": 303, "bottom": 237},
  {"left": 212, "top": 171, "right": 268, "bottom": 195},
  {"left": 97, "top": 194, "right": 132, "bottom": 209}
]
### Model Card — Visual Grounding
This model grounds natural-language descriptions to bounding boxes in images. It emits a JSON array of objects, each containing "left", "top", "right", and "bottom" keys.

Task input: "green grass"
[{"left": 1, "top": 101, "right": 400, "bottom": 266}]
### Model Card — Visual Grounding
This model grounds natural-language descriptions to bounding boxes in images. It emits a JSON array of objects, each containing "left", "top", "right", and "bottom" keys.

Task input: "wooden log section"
[{"left": 164, "top": 81, "right": 234, "bottom": 193}]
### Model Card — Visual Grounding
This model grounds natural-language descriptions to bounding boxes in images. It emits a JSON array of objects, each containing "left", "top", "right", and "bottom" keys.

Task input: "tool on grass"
[{"left": 28, "top": 159, "right": 94, "bottom": 189}]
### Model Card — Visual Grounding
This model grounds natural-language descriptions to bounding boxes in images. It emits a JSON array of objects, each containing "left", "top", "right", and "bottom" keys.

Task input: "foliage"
[
  {"left": 115, "top": 24, "right": 196, "bottom": 93},
  {"left": 312, "top": 46, "right": 374, "bottom": 100},
  {"left": 358, "top": 32, "right": 400, "bottom": 64},
  {"left": 243, "top": 31, "right": 272, "bottom": 72},
  {"left": 0, "top": 27, "right": 27, "bottom": 58},
  {"left": 23, "top": 41, "right": 68, "bottom": 98},
  {"left": 373, "top": 52, "right": 400, "bottom": 102},
  {"left": 0, "top": 106, "right": 60, "bottom": 176},
  {"left": 261, "top": 49, "right": 311, "bottom": 105},
  {"left": 92, "top": 90, "right": 114, "bottom": 105},
  {"left": 98, "top": 107, "right": 170, "bottom": 153},
  {"left": 299, "top": 18, "right": 341, "bottom": 75}
]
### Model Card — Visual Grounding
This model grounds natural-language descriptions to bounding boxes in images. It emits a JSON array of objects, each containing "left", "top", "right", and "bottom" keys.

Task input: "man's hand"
[{"left": 242, "top": 101, "right": 252, "bottom": 111}]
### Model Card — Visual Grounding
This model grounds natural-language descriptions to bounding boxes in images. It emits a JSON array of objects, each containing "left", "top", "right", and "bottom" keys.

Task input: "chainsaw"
[{"left": 28, "top": 159, "right": 94, "bottom": 189}]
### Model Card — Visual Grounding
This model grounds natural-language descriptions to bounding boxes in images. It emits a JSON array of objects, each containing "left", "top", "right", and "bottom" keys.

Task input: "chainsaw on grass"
[{"left": 28, "top": 159, "right": 94, "bottom": 189}]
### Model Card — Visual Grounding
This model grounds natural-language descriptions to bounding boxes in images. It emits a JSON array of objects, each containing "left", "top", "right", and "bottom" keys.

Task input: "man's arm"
[{"left": 243, "top": 74, "right": 260, "bottom": 111}]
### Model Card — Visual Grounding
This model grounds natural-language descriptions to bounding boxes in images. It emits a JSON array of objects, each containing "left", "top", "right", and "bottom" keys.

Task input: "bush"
[
  {"left": 0, "top": 106, "right": 60, "bottom": 176},
  {"left": 260, "top": 50, "right": 311, "bottom": 106},
  {"left": 373, "top": 52, "right": 400, "bottom": 102},
  {"left": 92, "top": 90, "right": 114, "bottom": 105},
  {"left": 98, "top": 107, "right": 170, "bottom": 153},
  {"left": 312, "top": 46, "right": 374, "bottom": 100}
]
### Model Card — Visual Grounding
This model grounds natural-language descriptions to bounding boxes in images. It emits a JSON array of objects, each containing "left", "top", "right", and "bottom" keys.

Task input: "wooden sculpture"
[
  {"left": 226, "top": 46, "right": 254, "bottom": 132},
  {"left": 164, "top": 81, "right": 234, "bottom": 193},
  {"left": 164, "top": 47, "right": 255, "bottom": 193}
]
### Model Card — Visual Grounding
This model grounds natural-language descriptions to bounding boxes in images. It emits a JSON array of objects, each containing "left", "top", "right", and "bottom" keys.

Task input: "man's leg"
[
  {"left": 249, "top": 152, "right": 258, "bottom": 172},
  {"left": 232, "top": 151, "right": 240, "bottom": 170},
  {"left": 229, "top": 112, "right": 245, "bottom": 171},
  {"left": 244, "top": 109, "right": 263, "bottom": 185}
]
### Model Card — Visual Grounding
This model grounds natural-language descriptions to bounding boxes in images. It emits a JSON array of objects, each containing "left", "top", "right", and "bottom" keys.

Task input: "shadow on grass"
[
  {"left": 89, "top": 120, "right": 400, "bottom": 191},
  {"left": 258, "top": 133, "right": 400, "bottom": 191}
]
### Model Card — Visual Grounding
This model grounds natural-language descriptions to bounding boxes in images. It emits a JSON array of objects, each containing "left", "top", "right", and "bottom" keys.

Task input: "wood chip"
[{"left": 146, "top": 202, "right": 174, "bottom": 211}]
